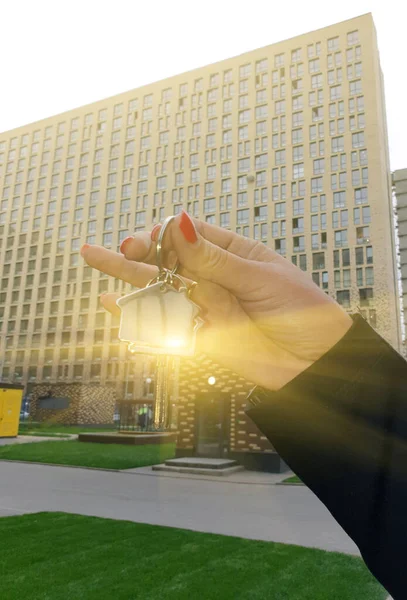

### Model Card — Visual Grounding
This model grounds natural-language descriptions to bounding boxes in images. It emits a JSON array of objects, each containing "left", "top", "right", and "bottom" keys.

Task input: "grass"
[
  {"left": 19, "top": 431, "right": 72, "bottom": 438},
  {"left": 18, "top": 422, "right": 117, "bottom": 435},
  {"left": 0, "top": 440, "right": 175, "bottom": 470},
  {"left": 280, "top": 475, "right": 305, "bottom": 485},
  {"left": 0, "top": 512, "right": 387, "bottom": 600}
]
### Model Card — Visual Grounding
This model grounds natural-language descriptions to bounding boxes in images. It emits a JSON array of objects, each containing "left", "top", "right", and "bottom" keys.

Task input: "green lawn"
[
  {"left": 0, "top": 513, "right": 386, "bottom": 600},
  {"left": 19, "top": 422, "right": 117, "bottom": 435},
  {"left": 19, "top": 431, "right": 72, "bottom": 438},
  {"left": 0, "top": 440, "right": 175, "bottom": 470},
  {"left": 280, "top": 475, "right": 304, "bottom": 485}
]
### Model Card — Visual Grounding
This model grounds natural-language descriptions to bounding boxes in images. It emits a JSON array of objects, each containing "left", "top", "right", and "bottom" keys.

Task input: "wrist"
[{"left": 258, "top": 311, "right": 353, "bottom": 393}]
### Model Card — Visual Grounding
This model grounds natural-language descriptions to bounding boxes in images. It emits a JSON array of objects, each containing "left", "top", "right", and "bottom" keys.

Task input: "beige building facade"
[
  {"left": 394, "top": 168, "right": 407, "bottom": 349},
  {"left": 0, "top": 13, "right": 401, "bottom": 404}
]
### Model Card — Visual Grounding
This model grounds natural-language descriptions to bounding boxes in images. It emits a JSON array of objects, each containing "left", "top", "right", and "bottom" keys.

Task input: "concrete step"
[
  {"left": 164, "top": 457, "right": 238, "bottom": 470},
  {"left": 152, "top": 463, "right": 244, "bottom": 476}
]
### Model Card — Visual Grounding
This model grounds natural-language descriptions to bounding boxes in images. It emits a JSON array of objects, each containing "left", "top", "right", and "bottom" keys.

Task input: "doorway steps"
[{"left": 152, "top": 457, "right": 244, "bottom": 476}]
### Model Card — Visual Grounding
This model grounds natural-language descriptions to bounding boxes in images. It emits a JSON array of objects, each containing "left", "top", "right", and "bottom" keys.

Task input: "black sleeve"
[{"left": 246, "top": 315, "right": 407, "bottom": 600}]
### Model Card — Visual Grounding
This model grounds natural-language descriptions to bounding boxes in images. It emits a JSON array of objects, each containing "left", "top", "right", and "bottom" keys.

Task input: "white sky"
[{"left": 1, "top": 0, "right": 405, "bottom": 170}]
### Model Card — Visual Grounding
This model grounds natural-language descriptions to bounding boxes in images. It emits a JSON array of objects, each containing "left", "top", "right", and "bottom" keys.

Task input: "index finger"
[{"left": 121, "top": 215, "right": 280, "bottom": 271}]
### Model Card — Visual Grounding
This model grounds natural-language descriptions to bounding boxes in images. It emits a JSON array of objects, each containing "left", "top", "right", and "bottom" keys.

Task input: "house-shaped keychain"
[{"left": 116, "top": 280, "right": 203, "bottom": 356}]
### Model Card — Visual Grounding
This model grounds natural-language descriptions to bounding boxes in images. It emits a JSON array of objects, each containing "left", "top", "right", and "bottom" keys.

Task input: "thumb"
[{"left": 169, "top": 211, "right": 260, "bottom": 296}]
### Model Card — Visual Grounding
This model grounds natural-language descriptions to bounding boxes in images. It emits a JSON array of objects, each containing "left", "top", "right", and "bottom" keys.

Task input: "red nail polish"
[
  {"left": 151, "top": 224, "right": 161, "bottom": 242},
  {"left": 179, "top": 211, "right": 197, "bottom": 244},
  {"left": 80, "top": 243, "right": 90, "bottom": 256},
  {"left": 120, "top": 236, "right": 133, "bottom": 254}
]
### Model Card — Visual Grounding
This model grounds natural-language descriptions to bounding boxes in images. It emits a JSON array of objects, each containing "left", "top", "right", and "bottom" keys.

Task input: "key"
[{"left": 117, "top": 215, "right": 204, "bottom": 429}]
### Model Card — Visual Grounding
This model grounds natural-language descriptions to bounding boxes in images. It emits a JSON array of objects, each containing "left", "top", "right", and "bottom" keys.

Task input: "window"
[
  {"left": 313, "top": 158, "right": 324, "bottom": 175},
  {"left": 352, "top": 132, "right": 364, "bottom": 148},
  {"left": 309, "top": 58, "right": 320, "bottom": 73},
  {"left": 328, "top": 37, "right": 339, "bottom": 52},
  {"left": 275, "top": 202, "right": 286, "bottom": 218},
  {"left": 239, "top": 64, "right": 251, "bottom": 78},
  {"left": 254, "top": 205, "right": 268, "bottom": 221},
  {"left": 347, "top": 30, "right": 359, "bottom": 45},
  {"left": 311, "top": 177, "right": 323, "bottom": 193},
  {"left": 291, "top": 48, "right": 301, "bottom": 62},
  {"left": 239, "top": 110, "right": 251, "bottom": 124},
  {"left": 336, "top": 290, "right": 350, "bottom": 307},
  {"left": 355, "top": 187, "right": 368, "bottom": 205},
  {"left": 330, "top": 85, "right": 342, "bottom": 100},
  {"left": 293, "top": 236, "right": 305, "bottom": 252},
  {"left": 312, "top": 107, "right": 323, "bottom": 122},
  {"left": 350, "top": 80, "right": 362, "bottom": 95},
  {"left": 274, "top": 239, "right": 286, "bottom": 255},
  {"left": 364, "top": 267, "right": 374, "bottom": 286},
  {"left": 156, "top": 176, "right": 167, "bottom": 190},
  {"left": 221, "top": 179, "right": 231, "bottom": 193},
  {"left": 359, "top": 288, "right": 373, "bottom": 307},
  {"left": 205, "top": 134, "right": 216, "bottom": 149},
  {"left": 203, "top": 198, "right": 216, "bottom": 213},
  {"left": 256, "top": 171, "right": 266, "bottom": 186},
  {"left": 274, "top": 53, "right": 284, "bottom": 67},
  {"left": 275, "top": 100, "right": 285, "bottom": 114},
  {"left": 362, "top": 206, "right": 371, "bottom": 224},
  {"left": 292, "top": 162, "right": 304, "bottom": 179},
  {"left": 313, "top": 252, "right": 325, "bottom": 270},
  {"left": 275, "top": 149, "right": 285, "bottom": 165},
  {"left": 237, "top": 192, "right": 248, "bottom": 207},
  {"left": 293, "top": 146, "right": 303, "bottom": 162},
  {"left": 332, "top": 136, "right": 344, "bottom": 153},
  {"left": 339, "top": 172, "right": 347, "bottom": 188},
  {"left": 255, "top": 105, "right": 268, "bottom": 119},
  {"left": 255, "top": 154, "right": 268, "bottom": 170},
  {"left": 292, "top": 217, "right": 304, "bottom": 233},
  {"left": 175, "top": 172, "right": 184, "bottom": 186},
  {"left": 311, "top": 74, "right": 323, "bottom": 89},
  {"left": 290, "top": 199, "right": 303, "bottom": 217},
  {"left": 335, "top": 230, "right": 348, "bottom": 247},
  {"left": 292, "top": 129, "right": 303, "bottom": 144},
  {"left": 237, "top": 209, "right": 250, "bottom": 224},
  {"left": 356, "top": 226, "right": 370, "bottom": 244},
  {"left": 355, "top": 247, "right": 364, "bottom": 265},
  {"left": 237, "top": 176, "right": 248, "bottom": 190},
  {"left": 342, "top": 270, "right": 351, "bottom": 287}
]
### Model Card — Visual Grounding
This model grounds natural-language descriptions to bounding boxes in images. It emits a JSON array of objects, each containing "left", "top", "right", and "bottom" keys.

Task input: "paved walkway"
[
  {"left": 0, "top": 461, "right": 360, "bottom": 556},
  {"left": 0, "top": 435, "right": 76, "bottom": 446},
  {"left": 128, "top": 464, "right": 295, "bottom": 485}
]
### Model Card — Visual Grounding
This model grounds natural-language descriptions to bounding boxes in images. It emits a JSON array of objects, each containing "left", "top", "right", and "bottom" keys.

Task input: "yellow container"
[{"left": 0, "top": 384, "right": 24, "bottom": 437}]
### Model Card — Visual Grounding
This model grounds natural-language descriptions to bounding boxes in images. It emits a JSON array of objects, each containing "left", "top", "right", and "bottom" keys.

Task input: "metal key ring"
[{"left": 156, "top": 215, "right": 180, "bottom": 277}]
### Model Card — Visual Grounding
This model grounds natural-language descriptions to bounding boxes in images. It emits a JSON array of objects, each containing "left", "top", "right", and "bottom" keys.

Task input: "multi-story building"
[
  {"left": 0, "top": 13, "right": 401, "bottom": 464},
  {"left": 394, "top": 168, "right": 407, "bottom": 352}
]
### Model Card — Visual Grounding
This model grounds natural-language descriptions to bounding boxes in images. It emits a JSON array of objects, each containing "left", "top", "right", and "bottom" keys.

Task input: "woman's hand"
[{"left": 81, "top": 212, "right": 352, "bottom": 391}]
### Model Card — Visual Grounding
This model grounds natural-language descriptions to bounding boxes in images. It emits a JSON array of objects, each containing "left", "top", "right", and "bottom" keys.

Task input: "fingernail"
[
  {"left": 151, "top": 224, "right": 162, "bottom": 242},
  {"left": 120, "top": 236, "right": 133, "bottom": 254},
  {"left": 179, "top": 211, "right": 197, "bottom": 244},
  {"left": 80, "top": 243, "right": 90, "bottom": 256}
]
